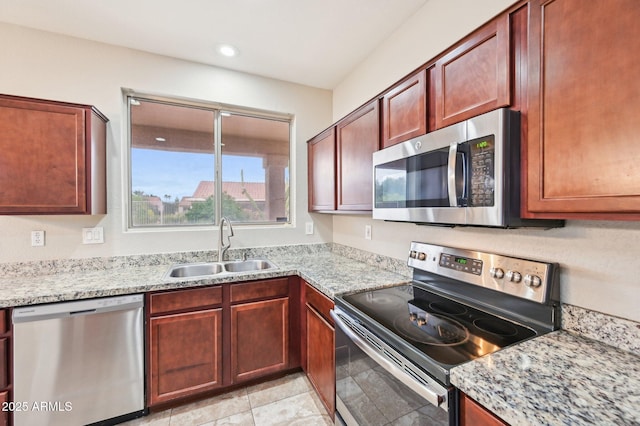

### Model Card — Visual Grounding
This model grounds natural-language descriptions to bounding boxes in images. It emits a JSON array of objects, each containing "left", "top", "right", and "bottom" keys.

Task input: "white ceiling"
[{"left": 0, "top": 0, "right": 428, "bottom": 90}]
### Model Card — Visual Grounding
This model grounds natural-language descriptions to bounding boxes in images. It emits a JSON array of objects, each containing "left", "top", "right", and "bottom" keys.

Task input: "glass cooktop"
[{"left": 340, "top": 284, "right": 536, "bottom": 367}]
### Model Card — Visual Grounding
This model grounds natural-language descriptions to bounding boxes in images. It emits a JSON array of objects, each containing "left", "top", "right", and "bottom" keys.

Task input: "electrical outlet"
[
  {"left": 31, "top": 230, "right": 45, "bottom": 247},
  {"left": 365, "top": 225, "right": 372, "bottom": 240},
  {"left": 305, "top": 222, "right": 314, "bottom": 235},
  {"left": 82, "top": 227, "right": 105, "bottom": 244}
]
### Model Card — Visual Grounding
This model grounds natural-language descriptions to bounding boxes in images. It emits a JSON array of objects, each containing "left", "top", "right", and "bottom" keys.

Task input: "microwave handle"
[{"left": 447, "top": 143, "right": 459, "bottom": 206}]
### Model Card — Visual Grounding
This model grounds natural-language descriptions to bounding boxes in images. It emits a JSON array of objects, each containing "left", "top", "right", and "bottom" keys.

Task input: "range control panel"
[{"left": 408, "top": 241, "right": 557, "bottom": 304}]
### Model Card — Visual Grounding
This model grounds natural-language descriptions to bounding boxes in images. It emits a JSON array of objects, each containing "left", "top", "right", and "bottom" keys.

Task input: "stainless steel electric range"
[{"left": 331, "top": 242, "right": 560, "bottom": 425}]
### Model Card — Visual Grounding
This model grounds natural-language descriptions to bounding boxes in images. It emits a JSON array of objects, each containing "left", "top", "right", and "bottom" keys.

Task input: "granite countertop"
[
  {"left": 451, "top": 330, "right": 640, "bottom": 425},
  {"left": 0, "top": 249, "right": 410, "bottom": 308}
]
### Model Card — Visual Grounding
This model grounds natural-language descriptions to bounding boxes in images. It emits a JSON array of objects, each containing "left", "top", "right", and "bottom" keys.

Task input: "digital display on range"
[{"left": 439, "top": 253, "right": 483, "bottom": 275}]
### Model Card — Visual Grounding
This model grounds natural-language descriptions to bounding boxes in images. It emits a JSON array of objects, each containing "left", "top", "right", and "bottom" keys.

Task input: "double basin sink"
[{"left": 164, "top": 258, "right": 277, "bottom": 279}]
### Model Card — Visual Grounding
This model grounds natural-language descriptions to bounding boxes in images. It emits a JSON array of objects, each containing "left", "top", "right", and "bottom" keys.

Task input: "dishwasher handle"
[{"left": 13, "top": 294, "right": 144, "bottom": 323}]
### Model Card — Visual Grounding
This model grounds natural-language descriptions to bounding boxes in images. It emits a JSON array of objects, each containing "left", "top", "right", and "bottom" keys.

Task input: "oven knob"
[
  {"left": 410, "top": 250, "right": 417, "bottom": 259},
  {"left": 409, "top": 312, "right": 417, "bottom": 322},
  {"left": 418, "top": 252, "right": 427, "bottom": 261},
  {"left": 524, "top": 274, "right": 542, "bottom": 288},
  {"left": 416, "top": 317, "right": 427, "bottom": 326},
  {"left": 506, "top": 270, "right": 522, "bottom": 283},
  {"left": 490, "top": 267, "right": 504, "bottom": 279}
]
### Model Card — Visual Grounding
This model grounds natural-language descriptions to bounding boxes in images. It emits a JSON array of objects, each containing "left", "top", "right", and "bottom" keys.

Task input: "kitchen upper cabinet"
[
  {"left": 381, "top": 70, "right": 427, "bottom": 148},
  {"left": 302, "top": 282, "right": 335, "bottom": 418},
  {"left": 526, "top": 0, "right": 640, "bottom": 219},
  {"left": 0, "top": 94, "right": 108, "bottom": 215},
  {"left": 432, "top": 15, "right": 510, "bottom": 129},
  {"left": 230, "top": 277, "right": 299, "bottom": 383},
  {"left": 459, "top": 393, "right": 508, "bottom": 426},
  {"left": 336, "top": 100, "right": 380, "bottom": 211},
  {"left": 147, "top": 287, "right": 224, "bottom": 406},
  {"left": 308, "top": 128, "right": 336, "bottom": 211}
]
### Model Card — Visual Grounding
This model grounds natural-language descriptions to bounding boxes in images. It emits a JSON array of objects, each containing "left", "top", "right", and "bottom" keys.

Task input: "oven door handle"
[{"left": 330, "top": 309, "right": 447, "bottom": 409}]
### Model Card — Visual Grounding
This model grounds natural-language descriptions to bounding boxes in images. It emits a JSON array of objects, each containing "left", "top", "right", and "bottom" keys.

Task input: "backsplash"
[{"left": 1, "top": 242, "right": 637, "bottom": 355}]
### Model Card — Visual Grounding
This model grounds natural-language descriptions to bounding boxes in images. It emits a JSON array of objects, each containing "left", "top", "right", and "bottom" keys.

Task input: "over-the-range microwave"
[{"left": 372, "top": 108, "right": 563, "bottom": 228}]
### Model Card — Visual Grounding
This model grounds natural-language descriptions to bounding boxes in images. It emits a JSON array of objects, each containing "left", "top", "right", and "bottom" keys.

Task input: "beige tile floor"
[{"left": 122, "top": 373, "right": 334, "bottom": 426}]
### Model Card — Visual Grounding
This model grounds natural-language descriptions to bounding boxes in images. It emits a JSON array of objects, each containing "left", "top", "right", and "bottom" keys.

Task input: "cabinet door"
[
  {"left": 149, "top": 308, "right": 223, "bottom": 406},
  {"left": 305, "top": 304, "right": 335, "bottom": 418},
  {"left": 526, "top": 0, "right": 640, "bottom": 219},
  {"left": 459, "top": 393, "right": 507, "bottom": 426},
  {"left": 433, "top": 15, "right": 510, "bottom": 129},
  {"left": 231, "top": 297, "right": 289, "bottom": 383},
  {"left": 308, "top": 128, "right": 336, "bottom": 211},
  {"left": 0, "top": 95, "right": 107, "bottom": 214},
  {"left": 381, "top": 70, "right": 427, "bottom": 148},
  {"left": 336, "top": 100, "right": 379, "bottom": 211}
]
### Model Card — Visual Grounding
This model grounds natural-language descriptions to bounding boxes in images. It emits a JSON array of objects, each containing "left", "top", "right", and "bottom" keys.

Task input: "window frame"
[{"left": 123, "top": 90, "right": 294, "bottom": 231}]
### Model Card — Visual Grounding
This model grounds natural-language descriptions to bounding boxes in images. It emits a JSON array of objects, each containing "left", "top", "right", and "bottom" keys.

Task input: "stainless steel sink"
[
  {"left": 223, "top": 259, "right": 275, "bottom": 273},
  {"left": 164, "top": 258, "right": 277, "bottom": 279}
]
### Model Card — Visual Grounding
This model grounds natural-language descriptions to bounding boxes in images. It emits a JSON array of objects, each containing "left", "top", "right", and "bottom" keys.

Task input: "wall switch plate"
[
  {"left": 365, "top": 225, "right": 372, "bottom": 240},
  {"left": 305, "top": 222, "right": 314, "bottom": 235},
  {"left": 82, "top": 227, "right": 104, "bottom": 244},
  {"left": 31, "top": 230, "right": 45, "bottom": 247}
]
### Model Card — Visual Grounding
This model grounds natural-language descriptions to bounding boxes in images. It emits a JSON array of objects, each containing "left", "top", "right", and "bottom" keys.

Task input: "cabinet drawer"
[
  {"left": 150, "top": 286, "right": 222, "bottom": 315},
  {"left": 304, "top": 283, "right": 334, "bottom": 325},
  {"left": 230, "top": 278, "right": 289, "bottom": 304}
]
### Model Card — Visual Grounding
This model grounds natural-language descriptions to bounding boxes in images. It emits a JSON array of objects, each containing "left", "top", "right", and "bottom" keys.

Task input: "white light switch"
[
  {"left": 305, "top": 222, "right": 314, "bottom": 235},
  {"left": 365, "top": 225, "right": 372, "bottom": 240},
  {"left": 82, "top": 227, "right": 104, "bottom": 244}
]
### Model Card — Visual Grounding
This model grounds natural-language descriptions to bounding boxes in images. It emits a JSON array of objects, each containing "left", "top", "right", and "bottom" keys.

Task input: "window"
[{"left": 127, "top": 95, "right": 291, "bottom": 227}]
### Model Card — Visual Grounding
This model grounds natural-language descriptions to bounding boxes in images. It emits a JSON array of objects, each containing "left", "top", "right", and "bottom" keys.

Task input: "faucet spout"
[{"left": 217, "top": 216, "right": 234, "bottom": 262}]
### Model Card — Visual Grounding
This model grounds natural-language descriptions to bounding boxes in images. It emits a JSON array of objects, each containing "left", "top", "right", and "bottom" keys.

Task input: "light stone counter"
[
  {"left": 0, "top": 243, "right": 410, "bottom": 308},
  {"left": 451, "top": 305, "right": 640, "bottom": 426}
]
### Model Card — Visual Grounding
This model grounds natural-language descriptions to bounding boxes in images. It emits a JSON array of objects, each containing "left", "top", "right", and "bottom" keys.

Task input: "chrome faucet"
[{"left": 217, "top": 216, "right": 234, "bottom": 262}]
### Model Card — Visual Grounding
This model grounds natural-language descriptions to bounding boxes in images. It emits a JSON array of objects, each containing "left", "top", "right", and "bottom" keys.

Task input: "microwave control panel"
[{"left": 468, "top": 135, "right": 495, "bottom": 207}]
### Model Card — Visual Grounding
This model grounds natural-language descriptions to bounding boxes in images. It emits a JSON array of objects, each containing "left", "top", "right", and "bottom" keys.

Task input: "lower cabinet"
[
  {"left": 459, "top": 392, "right": 508, "bottom": 426},
  {"left": 230, "top": 279, "right": 291, "bottom": 383},
  {"left": 147, "top": 277, "right": 299, "bottom": 408},
  {"left": 0, "top": 310, "right": 9, "bottom": 426},
  {"left": 302, "top": 281, "right": 335, "bottom": 418}
]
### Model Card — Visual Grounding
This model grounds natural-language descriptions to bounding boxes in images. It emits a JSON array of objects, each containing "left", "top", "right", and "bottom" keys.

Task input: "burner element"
[
  {"left": 473, "top": 318, "right": 519, "bottom": 337},
  {"left": 397, "top": 312, "right": 469, "bottom": 346}
]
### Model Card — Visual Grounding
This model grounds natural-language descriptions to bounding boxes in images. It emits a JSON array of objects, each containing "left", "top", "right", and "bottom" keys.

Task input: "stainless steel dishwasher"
[{"left": 12, "top": 294, "right": 145, "bottom": 426}]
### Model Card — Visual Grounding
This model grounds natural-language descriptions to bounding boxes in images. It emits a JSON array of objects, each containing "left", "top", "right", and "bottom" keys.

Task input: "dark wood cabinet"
[
  {"left": 308, "top": 128, "right": 336, "bottom": 211},
  {"left": 459, "top": 393, "right": 507, "bottom": 426},
  {"left": 526, "top": 0, "right": 640, "bottom": 220},
  {"left": 230, "top": 277, "right": 291, "bottom": 383},
  {"left": 0, "top": 310, "right": 11, "bottom": 426},
  {"left": 336, "top": 100, "right": 380, "bottom": 211},
  {"left": 0, "top": 94, "right": 108, "bottom": 215},
  {"left": 149, "top": 309, "right": 223, "bottom": 405},
  {"left": 302, "top": 282, "right": 335, "bottom": 418},
  {"left": 231, "top": 297, "right": 290, "bottom": 382},
  {"left": 148, "top": 287, "right": 224, "bottom": 406},
  {"left": 148, "top": 277, "right": 300, "bottom": 407},
  {"left": 432, "top": 15, "right": 510, "bottom": 129},
  {"left": 381, "top": 70, "right": 427, "bottom": 148}
]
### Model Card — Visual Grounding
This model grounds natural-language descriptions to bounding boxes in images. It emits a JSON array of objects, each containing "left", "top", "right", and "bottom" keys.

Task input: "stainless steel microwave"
[{"left": 373, "top": 108, "right": 562, "bottom": 228}]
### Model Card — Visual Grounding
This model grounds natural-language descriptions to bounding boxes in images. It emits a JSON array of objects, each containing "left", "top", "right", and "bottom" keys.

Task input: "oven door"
[{"left": 331, "top": 308, "right": 456, "bottom": 426}]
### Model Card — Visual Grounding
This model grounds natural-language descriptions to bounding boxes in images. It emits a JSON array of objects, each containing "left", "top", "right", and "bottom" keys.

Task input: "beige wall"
[
  {"left": 329, "top": 0, "right": 640, "bottom": 322},
  {"left": 0, "top": 22, "right": 333, "bottom": 262}
]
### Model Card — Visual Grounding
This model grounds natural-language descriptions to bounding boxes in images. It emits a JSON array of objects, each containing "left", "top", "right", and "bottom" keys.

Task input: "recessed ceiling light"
[
  {"left": 218, "top": 44, "right": 238, "bottom": 57},
  {"left": 155, "top": 137, "right": 166, "bottom": 142}
]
